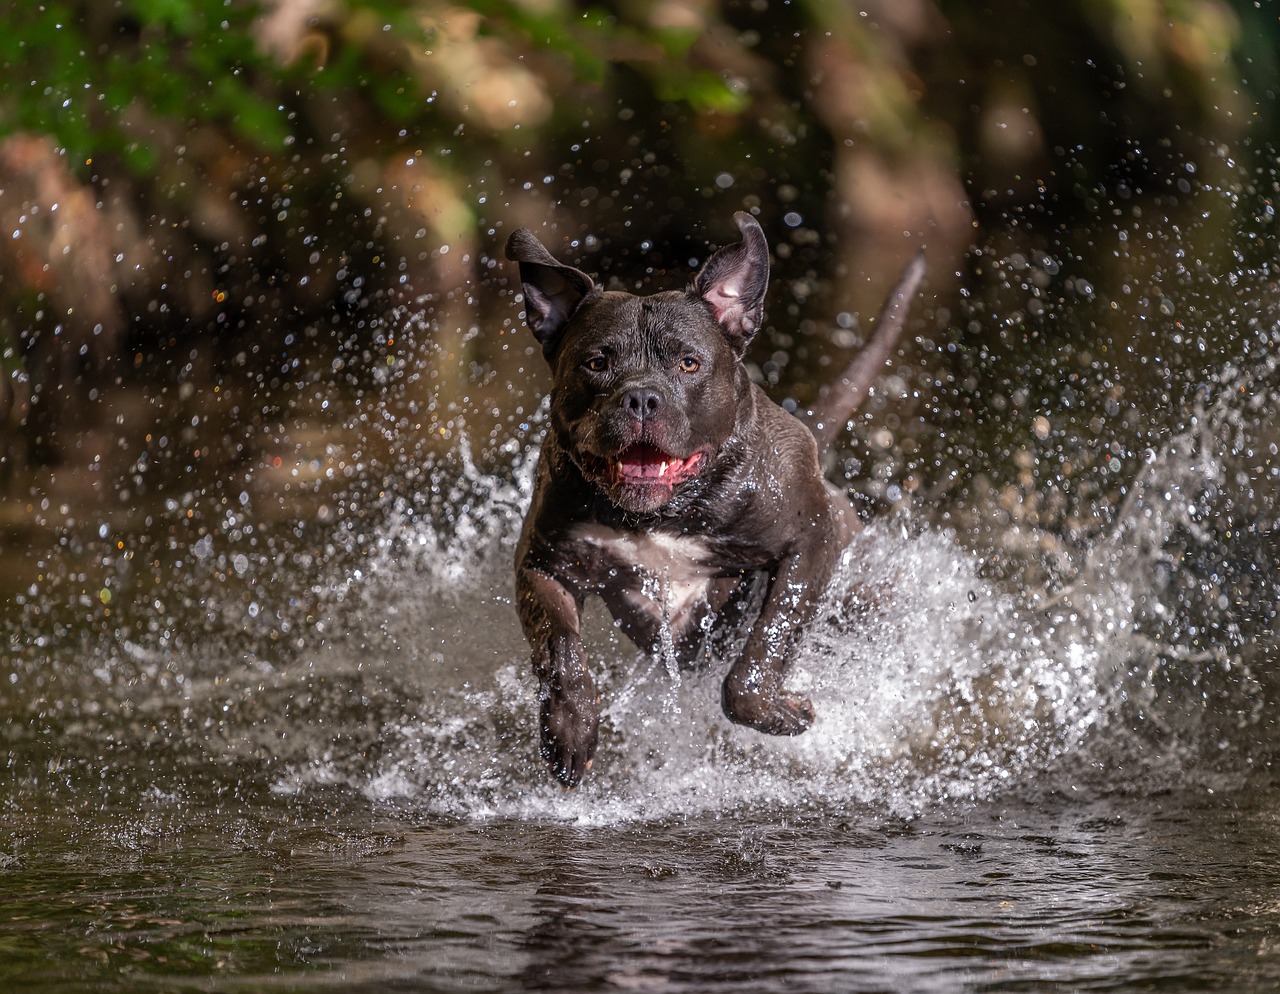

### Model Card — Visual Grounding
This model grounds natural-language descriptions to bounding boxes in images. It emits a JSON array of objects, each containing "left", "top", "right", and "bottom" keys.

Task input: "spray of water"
[
  {"left": 8, "top": 280, "right": 1277, "bottom": 829},
  {"left": 259, "top": 337, "right": 1275, "bottom": 823}
]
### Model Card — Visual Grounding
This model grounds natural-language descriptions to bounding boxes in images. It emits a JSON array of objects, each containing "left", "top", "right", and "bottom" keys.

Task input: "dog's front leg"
[
  {"left": 720, "top": 552, "right": 829, "bottom": 736},
  {"left": 516, "top": 565, "right": 598, "bottom": 787}
]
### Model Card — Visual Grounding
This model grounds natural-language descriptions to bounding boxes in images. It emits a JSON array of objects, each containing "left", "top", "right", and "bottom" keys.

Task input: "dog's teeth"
[{"left": 658, "top": 461, "right": 669, "bottom": 477}]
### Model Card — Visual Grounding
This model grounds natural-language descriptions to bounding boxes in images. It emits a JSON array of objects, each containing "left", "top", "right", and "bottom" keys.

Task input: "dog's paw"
[
  {"left": 721, "top": 682, "right": 815, "bottom": 736},
  {"left": 540, "top": 683, "right": 600, "bottom": 787}
]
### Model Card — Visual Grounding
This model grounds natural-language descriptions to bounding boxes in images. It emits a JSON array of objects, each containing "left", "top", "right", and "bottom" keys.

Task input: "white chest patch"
[{"left": 570, "top": 523, "right": 713, "bottom": 624}]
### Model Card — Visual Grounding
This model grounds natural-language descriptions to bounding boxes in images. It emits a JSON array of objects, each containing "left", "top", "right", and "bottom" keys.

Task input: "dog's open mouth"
[{"left": 609, "top": 443, "right": 704, "bottom": 488}]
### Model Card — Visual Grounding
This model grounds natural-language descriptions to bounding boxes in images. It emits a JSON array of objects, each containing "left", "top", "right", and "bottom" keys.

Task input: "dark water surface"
[{"left": 4, "top": 784, "right": 1280, "bottom": 992}]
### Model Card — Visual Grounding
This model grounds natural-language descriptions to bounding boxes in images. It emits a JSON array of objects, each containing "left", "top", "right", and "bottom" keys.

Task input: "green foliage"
[
  {"left": 0, "top": 2, "right": 294, "bottom": 170},
  {"left": 0, "top": 0, "right": 758, "bottom": 175},
  {"left": 472, "top": 0, "right": 614, "bottom": 83}
]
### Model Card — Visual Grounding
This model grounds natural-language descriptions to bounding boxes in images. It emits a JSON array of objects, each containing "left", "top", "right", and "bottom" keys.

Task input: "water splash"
[
  {"left": 268, "top": 350, "right": 1276, "bottom": 822},
  {"left": 8, "top": 312, "right": 1277, "bottom": 829}
]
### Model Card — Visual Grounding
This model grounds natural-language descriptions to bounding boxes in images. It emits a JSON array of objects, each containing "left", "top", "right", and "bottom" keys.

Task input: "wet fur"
[{"left": 507, "top": 213, "right": 924, "bottom": 786}]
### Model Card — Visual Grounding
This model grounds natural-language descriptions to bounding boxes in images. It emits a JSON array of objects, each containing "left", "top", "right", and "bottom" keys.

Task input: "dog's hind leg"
[
  {"left": 600, "top": 573, "right": 763, "bottom": 673},
  {"left": 673, "top": 572, "right": 769, "bottom": 670}
]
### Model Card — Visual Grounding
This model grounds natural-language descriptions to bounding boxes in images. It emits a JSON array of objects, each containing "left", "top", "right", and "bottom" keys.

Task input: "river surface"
[
  {"left": 4, "top": 789, "right": 1280, "bottom": 993},
  {"left": 4, "top": 189, "right": 1280, "bottom": 991}
]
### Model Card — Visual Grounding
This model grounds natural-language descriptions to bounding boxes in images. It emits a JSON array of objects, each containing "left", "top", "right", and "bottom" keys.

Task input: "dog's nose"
[{"left": 621, "top": 387, "right": 664, "bottom": 420}]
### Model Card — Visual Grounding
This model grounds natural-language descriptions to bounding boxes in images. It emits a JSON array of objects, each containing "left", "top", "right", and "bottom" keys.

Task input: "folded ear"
[
  {"left": 693, "top": 212, "right": 770, "bottom": 354},
  {"left": 506, "top": 229, "right": 599, "bottom": 359}
]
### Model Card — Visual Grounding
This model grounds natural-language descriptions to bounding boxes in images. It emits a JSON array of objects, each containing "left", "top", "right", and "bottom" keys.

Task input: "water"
[
  {"left": 5, "top": 381, "right": 1278, "bottom": 990},
  {"left": 4, "top": 795, "right": 1280, "bottom": 993},
  {"left": 4, "top": 212, "right": 1280, "bottom": 989}
]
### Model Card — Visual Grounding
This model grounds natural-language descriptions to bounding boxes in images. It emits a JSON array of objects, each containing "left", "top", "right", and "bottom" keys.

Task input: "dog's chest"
[{"left": 570, "top": 523, "right": 712, "bottom": 625}]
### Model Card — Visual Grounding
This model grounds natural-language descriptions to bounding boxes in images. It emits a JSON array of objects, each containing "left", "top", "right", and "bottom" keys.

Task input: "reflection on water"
[
  {"left": 3, "top": 193, "right": 1280, "bottom": 990},
  {"left": 4, "top": 792, "right": 1280, "bottom": 993}
]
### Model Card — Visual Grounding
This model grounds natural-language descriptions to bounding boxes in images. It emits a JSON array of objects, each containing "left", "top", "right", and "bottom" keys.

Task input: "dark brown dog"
[{"left": 507, "top": 213, "right": 923, "bottom": 785}]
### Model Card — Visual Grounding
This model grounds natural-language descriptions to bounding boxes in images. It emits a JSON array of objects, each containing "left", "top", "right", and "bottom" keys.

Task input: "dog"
[{"left": 506, "top": 212, "right": 924, "bottom": 786}]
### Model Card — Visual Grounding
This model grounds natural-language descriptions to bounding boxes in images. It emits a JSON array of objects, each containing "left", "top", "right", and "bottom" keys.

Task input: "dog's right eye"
[{"left": 584, "top": 355, "right": 609, "bottom": 373}]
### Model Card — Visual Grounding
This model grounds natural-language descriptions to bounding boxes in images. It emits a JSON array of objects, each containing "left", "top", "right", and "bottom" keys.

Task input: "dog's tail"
[{"left": 804, "top": 250, "right": 926, "bottom": 456}]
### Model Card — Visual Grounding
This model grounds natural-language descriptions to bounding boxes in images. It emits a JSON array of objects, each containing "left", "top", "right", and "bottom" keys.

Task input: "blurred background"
[{"left": 0, "top": 0, "right": 1277, "bottom": 555}]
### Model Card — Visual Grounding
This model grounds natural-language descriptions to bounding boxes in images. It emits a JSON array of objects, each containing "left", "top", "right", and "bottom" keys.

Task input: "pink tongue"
[{"left": 618, "top": 444, "right": 677, "bottom": 481}]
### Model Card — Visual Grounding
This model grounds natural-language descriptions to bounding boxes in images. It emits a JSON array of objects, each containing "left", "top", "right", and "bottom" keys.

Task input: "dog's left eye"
[
  {"left": 584, "top": 355, "right": 609, "bottom": 372},
  {"left": 679, "top": 356, "right": 701, "bottom": 373}
]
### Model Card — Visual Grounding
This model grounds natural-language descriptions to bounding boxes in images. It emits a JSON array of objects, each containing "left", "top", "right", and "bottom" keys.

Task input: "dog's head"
[{"left": 507, "top": 213, "right": 770, "bottom": 514}]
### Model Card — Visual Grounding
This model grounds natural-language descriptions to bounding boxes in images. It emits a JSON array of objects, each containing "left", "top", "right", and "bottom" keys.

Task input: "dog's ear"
[
  {"left": 506, "top": 229, "right": 598, "bottom": 358},
  {"left": 694, "top": 212, "right": 770, "bottom": 353}
]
